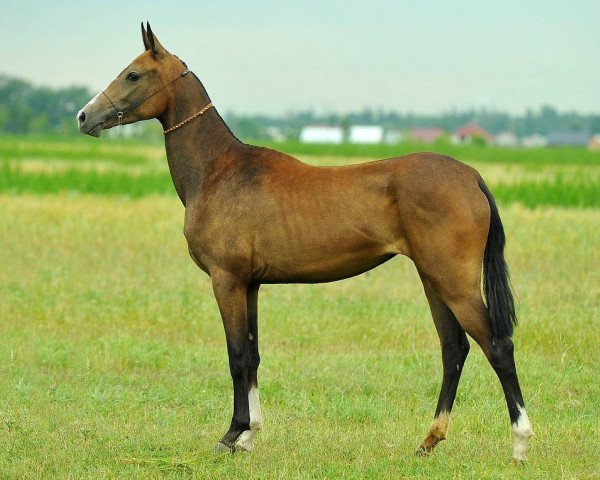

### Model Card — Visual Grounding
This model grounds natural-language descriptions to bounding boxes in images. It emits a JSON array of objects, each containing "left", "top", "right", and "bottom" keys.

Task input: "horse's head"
[{"left": 77, "top": 23, "right": 186, "bottom": 137}]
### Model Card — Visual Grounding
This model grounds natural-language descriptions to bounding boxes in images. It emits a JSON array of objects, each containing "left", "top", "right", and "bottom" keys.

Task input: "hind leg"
[
  {"left": 416, "top": 275, "right": 470, "bottom": 456},
  {"left": 444, "top": 294, "right": 533, "bottom": 461}
]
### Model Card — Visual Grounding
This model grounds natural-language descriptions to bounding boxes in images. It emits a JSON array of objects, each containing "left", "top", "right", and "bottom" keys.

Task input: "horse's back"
[{"left": 187, "top": 146, "right": 489, "bottom": 282}]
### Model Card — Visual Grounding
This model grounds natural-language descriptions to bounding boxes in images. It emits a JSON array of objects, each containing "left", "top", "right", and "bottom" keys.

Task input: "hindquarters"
[
  {"left": 396, "top": 155, "right": 531, "bottom": 460},
  {"left": 392, "top": 154, "right": 517, "bottom": 346},
  {"left": 393, "top": 154, "right": 491, "bottom": 318}
]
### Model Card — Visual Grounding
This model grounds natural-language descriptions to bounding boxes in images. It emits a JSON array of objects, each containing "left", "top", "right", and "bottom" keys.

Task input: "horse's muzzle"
[{"left": 76, "top": 92, "right": 113, "bottom": 137}]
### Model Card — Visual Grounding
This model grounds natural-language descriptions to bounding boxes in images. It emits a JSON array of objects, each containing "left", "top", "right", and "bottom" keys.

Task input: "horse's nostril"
[{"left": 78, "top": 111, "right": 86, "bottom": 123}]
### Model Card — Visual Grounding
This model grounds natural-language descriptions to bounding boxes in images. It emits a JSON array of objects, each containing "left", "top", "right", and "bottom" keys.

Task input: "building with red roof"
[
  {"left": 454, "top": 123, "right": 494, "bottom": 144},
  {"left": 410, "top": 127, "right": 445, "bottom": 144}
]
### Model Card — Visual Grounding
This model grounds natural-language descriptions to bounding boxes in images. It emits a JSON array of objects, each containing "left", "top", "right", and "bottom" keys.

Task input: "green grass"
[
  {"left": 1, "top": 161, "right": 598, "bottom": 207},
  {"left": 0, "top": 134, "right": 161, "bottom": 165},
  {"left": 3, "top": 133, "right": 599, "bottom": 167},
  {"left": 492, "top": 176, "right": 600, "bottom": 208},
  {"left": 0, "top": 161, "right": 174, "bottom": 197},
  {"left": 0, "top": 195, "right": 599, "bottom": 479},
  {"left": 0, "top": 134, "right": 598, "bottom": 478},
  {"left": 1, "top": 134, "right": 599, "bottom": 208},
  {"left": 258, "top": 140, "right": 600, "bottom": 166}
]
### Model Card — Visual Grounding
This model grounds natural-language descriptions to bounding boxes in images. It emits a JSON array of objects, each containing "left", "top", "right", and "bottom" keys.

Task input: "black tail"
[{"left": 478, "top": 181, "right": 517, "bottom": 338}]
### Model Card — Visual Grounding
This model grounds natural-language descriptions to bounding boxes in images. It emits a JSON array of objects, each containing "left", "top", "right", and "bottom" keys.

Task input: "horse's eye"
[{"left": 127, "top": 72, "right": 140, "bottom": 81}]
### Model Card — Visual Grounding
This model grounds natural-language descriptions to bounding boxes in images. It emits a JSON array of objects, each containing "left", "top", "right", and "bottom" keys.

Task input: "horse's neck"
[{"left": 161, "top": 76, "right": 240, "bottom": 205}]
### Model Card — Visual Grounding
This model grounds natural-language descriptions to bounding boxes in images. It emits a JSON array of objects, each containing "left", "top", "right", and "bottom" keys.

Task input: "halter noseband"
[{"left": 101, "top": 69, "right": 213, "bottom": 133}]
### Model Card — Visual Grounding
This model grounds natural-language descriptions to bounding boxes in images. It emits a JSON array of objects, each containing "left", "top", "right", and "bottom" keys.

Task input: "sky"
[{"left": 0, "top": 0, "right": 598, "bottom": 115}]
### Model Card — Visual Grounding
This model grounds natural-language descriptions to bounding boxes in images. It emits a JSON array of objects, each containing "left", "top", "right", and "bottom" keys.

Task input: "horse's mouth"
[{"left": 82, "top": 122, "right": 103, "bottom": 138}]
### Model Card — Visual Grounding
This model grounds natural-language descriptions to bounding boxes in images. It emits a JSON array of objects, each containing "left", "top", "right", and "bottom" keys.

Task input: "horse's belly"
[{"left": 256, "top": 242, "right": 397, "bottom": 283}]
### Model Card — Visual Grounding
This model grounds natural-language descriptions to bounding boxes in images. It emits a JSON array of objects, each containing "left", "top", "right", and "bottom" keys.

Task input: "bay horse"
[{"left": 77, "top": 23, "right": 532, "bottom": 461}]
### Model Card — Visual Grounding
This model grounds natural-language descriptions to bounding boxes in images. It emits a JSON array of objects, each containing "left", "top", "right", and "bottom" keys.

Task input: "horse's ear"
[
  {"left": 142, "top": 22, "right": 150, "bottom": 50},
  {"left": 141, "top": 22, "right": 150, "bottom": 51},
  {"left": 146, "top": 22, "right": 167, "bottom": 58}
]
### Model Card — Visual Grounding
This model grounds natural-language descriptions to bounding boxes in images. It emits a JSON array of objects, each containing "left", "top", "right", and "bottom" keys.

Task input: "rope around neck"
[{"left": 163, "top": 102, "right": 213, "bottom": 135}]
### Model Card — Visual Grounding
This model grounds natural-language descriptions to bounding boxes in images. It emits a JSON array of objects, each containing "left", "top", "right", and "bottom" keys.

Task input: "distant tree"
[
  {"left": 0, "top": 104, "right": 8, "bottom": 130},
  {"left": 0, "top": 74, "right": 598, "bottom": 139},
  {"left": 590, "top": 115, "right": 600, "bottom": 134},
  {"left": 0, "top": 75, "right": 92, "bottom": 135},
  {"left": 225, "top": 114, "right": 267, "bottom": 140},
  {"left": 471, "top": 134, "right": 488, "bottom": 147}
]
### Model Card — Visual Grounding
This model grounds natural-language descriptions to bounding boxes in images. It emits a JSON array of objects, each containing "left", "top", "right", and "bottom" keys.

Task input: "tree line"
[
  {"left": 226, "top": 106, "right": 600, "bottom": 141},
  {"left": 1, "top": 74, "right": 598, "bottom": 140},
  {"left": 0, "top": 75, "right": 90, "bottom": 135}
]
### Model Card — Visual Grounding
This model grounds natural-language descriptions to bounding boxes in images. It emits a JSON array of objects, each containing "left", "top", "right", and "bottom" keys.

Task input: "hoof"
[
  {"left": 250, "top": 419, "right": 263, "bottom": 432},
  {"left": 214, "top": 430, "right": 256, "bottom": 454},
  {"left": 416, "top": 432, "right": 443, "bottom": 457},
  {"left": 214, "top": 441, "right": 233, "bottom": 454},
  {"left": 511, "top": 455, "right": 528, "bottom": 464},
  {"left": 233, "top": 430, "right": 255, "bottom": 452},
  {"left": 415, "top": 445, "right": 432, "bottom": 457}
]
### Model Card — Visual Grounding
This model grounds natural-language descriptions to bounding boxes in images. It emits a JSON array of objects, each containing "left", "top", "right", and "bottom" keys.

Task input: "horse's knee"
[{"left": 489, "top": 337, "right": 515, "bottom": 374}]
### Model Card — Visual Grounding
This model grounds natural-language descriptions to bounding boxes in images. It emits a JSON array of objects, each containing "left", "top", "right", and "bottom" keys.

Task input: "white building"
[
  {"left": 521, "top": 133, "right": 548, "bottom": 148},
  {"left": 384, "top": 130, "right": 404, "bottom": 144},
  {"left": 265, "top": 126, "right": 286, "bottom": 142},
  {"left": 299, "top": 126, "right": 343, "bottom": 144},
  {"left": 589, "top": 134, "right": 600, "bottom": 150},
  {"left": 495, "top": 131, "right": 519, "bottom": 147},
  {"left": 349, "top": 125, "right": 384, "bottom": 144}
]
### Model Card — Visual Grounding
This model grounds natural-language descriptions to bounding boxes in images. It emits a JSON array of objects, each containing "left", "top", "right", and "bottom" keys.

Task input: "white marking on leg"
[
  {"left": 234, "top": 430, "right": 255, "bottom": 451},
  {"left": 512, "top": 404, "right": 533, "bottom": 461},
  {"left": 248, "top": 386, "right": 263, "bottom": 431},
  {"left": 430, "top": 411, "right": 450, "bottom": 441}
]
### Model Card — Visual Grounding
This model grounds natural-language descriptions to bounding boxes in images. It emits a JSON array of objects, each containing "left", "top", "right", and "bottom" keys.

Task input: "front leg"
[
  {"left": 246, "top": 284, "right": 263, "bottom": 433},
  {"left": 211, "top": 270, "right": 254, "bottom": 452}
]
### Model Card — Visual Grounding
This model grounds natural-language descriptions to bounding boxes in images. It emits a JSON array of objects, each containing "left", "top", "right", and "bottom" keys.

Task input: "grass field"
[
  {"left": 1, "top": 135, "right": 600, "bottom": 208},
  {"left": 0, "top": 135, "right": 599, "bottom": 478}
]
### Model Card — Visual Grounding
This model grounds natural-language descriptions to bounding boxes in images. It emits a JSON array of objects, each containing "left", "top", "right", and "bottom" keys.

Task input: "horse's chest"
[
  {"left": 183, "top": 223, "right": 211, "bottom": 264},
  {"left": 183, "top": 212, "right": 244, "bottom": 274},
  {"left": 183, "top": 213, "right": 213, "bottom": 272},
  {"left": 187, "top": 246, "right": 210, "bottom": 275}
]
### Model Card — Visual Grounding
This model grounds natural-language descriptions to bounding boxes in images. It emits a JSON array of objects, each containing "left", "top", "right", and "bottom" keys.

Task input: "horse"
[{"left": 77, "top": 23, "right": 532, "bottom": 461}]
